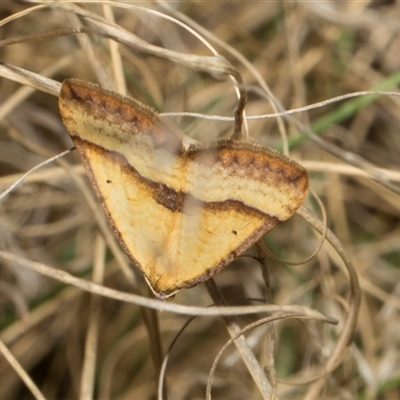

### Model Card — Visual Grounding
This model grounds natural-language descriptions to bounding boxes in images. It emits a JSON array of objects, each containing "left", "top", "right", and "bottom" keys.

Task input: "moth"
[{"left": 59, "top": 79, "right": 308, "bottom": 299}]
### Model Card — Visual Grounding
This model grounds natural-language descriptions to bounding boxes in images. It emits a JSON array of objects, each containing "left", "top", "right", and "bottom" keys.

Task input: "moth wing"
[
  {"left": 59, "top": 79, "right": 187, "bottom": 296},
  {"left": 160, "top": 141, "right": 308, "bottom": 295}
]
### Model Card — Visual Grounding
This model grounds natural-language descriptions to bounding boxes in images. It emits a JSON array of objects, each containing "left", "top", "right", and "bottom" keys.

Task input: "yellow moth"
[{"left": 59, "top": 79, "right": 308, "bottom": 299}]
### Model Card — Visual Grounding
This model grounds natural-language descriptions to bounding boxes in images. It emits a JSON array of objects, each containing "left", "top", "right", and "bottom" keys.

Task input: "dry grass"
[{"left": 0, "top": 2, "right": 399, "bottom": 399}]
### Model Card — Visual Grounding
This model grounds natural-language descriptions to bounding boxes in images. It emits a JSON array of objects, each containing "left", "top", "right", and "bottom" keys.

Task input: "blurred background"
[{"left": 0, "top": 2, "right": 399, "bottom": 399}]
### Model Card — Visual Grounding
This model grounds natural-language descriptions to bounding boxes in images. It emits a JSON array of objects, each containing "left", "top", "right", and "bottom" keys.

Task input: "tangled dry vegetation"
[{"left": 0, "top": 2, "right": 399, "bottom": 399}]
